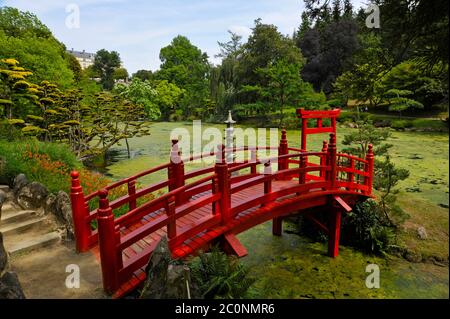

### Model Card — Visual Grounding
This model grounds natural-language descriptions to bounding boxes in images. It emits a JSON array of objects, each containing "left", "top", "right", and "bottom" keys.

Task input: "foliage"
[
  {"left": 113, "top": 67, "right": 129, "bottom": 81},
  {"left": 380, "top": 60, "right": 445, "bottom": 109},
  {"left": 251, "top": 59, "right": 307, "bottom": 126},
  {"left": 343, "top": 199, "right": 397, "bottom": 254},
  {"left": 152, "top": 80, "right": 185, "bottom": 120},
  {"left": 0, "top": 58, "right": 37, "bottom": 121},
  {"left": 132, "top": 69, "right": 153, "bottom": 81},
  {"left": 341, "top": 120, "right": 392, "bottom": 158},
  {"left": 156, "top": 35, "right": 210, "bottom": 112},
  {"left": 383, "top": 89, "right": 424, "bottom": 115},
  {"left": 93, "top": 49, "right": 121, "bottom": 90},
  {"left": 0, "top": 7, "right": 75, "bottom": 88},
  {"left": 0, "top": 138, "right": 80, "bottom": 192},
  {"left": 373, "top": 155, "right": 410, "bottom": 226},
  {"left": 113, "top": 78, "right": 160, "bottom": 119},
  {"left": 189, "top": 247, "right": 255, "bottom": 299}
]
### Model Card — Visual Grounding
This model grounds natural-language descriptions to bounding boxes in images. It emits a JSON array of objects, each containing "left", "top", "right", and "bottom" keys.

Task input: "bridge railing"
[{"left": 70, "top": 130, "right": 374, "bottom": 294}]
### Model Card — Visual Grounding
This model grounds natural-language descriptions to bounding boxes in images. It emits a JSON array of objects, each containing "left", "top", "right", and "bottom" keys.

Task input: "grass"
[{"left": 396, "top": 194, "right": 449, "bottom": 262}]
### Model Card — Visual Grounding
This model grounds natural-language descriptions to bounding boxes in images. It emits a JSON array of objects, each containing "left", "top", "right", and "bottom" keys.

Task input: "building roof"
[{"left": 67, "top": 49, "right": 95, "bottom": 60}]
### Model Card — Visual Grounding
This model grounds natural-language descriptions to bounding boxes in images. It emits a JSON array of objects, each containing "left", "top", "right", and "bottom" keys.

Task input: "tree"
[
  {"left": 93, "top": 49, "right": 121, "bottom": 90},
  {"left": 152, "top": 80, "right": 185, "bottom": 120},
  {"left": 0, "top": 58, "right": 37, "bottom": 120},
  {"left": 383, "top": 89, "right": 424, "bottom": 116},
  {"left": 0, "top": 7, "right": 75, "bottom": 88},
  {"left": 113, "top": 78, "right": 160, "bottom": 119},
  {"left": 299, "top": 19, "right": 359, "bottom": 93},
  {"left": 235, "top": 19, "right": 304, "bottom": 105},
  {"left": 333, "top": 34, "right": 390, "bottom": 110},
  {"left": 132, "top": 69, "right": 153, "bottom": 81},
  {"left": 380, "top": 60, "right": 445, "bottom": 109},
  {"left": 113, "top": 67, "right": 129, "bottom": 81},
  {"left": 66, "top": 53, "right": 82, "bottom": 83},
  {"left": 374, "top": 0, "right": 448, "bottom": 70},
  {"left": 216, "top": 31, "right": 243, "bottom": 59},
  {"left": 157, "top": 36, "right": 210, "bottom": 112},
  {"left": 252, "top": 59, "right": 306, "bottom": 126}
]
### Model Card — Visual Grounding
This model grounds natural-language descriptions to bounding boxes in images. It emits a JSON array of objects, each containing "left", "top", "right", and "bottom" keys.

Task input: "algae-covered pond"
[{"left": 102, "top": 121, "right": 449, "bottom": 299}]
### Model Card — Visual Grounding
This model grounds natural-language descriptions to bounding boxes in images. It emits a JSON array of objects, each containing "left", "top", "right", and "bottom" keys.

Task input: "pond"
[{"left": 102, "top": 121, "right": 448, "bottom": 298}]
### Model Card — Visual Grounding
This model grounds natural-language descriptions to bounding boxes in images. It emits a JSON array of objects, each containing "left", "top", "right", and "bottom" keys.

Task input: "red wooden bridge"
[{"left": 69, "top": 109, "right": 374, "bottom": 298}]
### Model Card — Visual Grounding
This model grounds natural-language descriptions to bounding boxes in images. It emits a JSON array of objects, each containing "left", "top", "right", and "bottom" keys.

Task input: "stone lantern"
[{"left": 224, "top": 110, "right": 236, "bottom": 164}]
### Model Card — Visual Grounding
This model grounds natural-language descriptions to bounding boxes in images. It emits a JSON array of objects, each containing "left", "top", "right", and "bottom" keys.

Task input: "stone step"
[
  {"left": 0, "top": 217, "right": 47, "bottom": 236},
  {"left": 0, "top": 185, "right": 9, "bottom": 192},
  {"left": 6, "top": 231, "right": 61, "bottom": 257},
  {"left": 0, "top": 202, "right": 21, "bottom": 214},
  {"left": 1, "top": 210, "right": 37, "bottom": 226}
]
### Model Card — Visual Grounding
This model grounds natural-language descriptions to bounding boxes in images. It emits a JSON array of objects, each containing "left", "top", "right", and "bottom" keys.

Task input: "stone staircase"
[{"left": 0, "top": 186, "right": 61, "bottom": 257}]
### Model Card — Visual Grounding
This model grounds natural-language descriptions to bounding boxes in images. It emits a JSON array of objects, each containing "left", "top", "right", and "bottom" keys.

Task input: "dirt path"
[{"left": 10, "top": 241, "right": 107, "bottom": 299}]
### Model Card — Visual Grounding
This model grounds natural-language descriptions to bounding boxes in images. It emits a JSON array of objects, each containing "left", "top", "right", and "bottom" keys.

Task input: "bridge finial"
[
  {"left": 281, "top": 129, "right": 287, "bottom": 141},
  {"left": 367, "top": 144, "right": 374, "bottom": 156},
  {"left": 322, "top": 140, "right": 328, "bottom": 152},
  {"left": 329, "top": 133, "right": 336, "bottom": 147}
]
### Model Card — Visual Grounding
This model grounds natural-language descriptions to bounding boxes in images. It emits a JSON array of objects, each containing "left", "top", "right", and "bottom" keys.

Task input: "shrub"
[
  {"left": 0, "top": 138, "right": 80, "bottom": 192},
  {"left": 342, "top": 199, "right": 397, "bottom": 255},
  {"left": 189, "top": 246, "right": 255, "bottom": 299},
  {"left": 391, "top": 120, "right": 413, "bottom": 130}
]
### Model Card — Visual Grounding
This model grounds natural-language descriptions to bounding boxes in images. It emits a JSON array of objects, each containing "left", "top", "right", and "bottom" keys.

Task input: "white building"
[{"left": 67, "top": 49, "right": 95, "bottom": 69}]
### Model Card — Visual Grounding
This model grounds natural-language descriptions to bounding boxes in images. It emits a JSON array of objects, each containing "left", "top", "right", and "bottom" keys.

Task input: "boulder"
[
  {"left": 0, "top": 190, "right": 6, "bottom": 217},
  {"left": 13, "top": 174, "right": 29, "bottom": 195},
  {"left": 45, "top": 191, "right": 74, "bottom": 240},
  {"left": 140, "top": 237, "right": 172, "bottom": 299},
  {"left": 0, "top": 271, "right": 26, "bottom": 299},
  {"left": 17, "top": 182, "right": 49, "bottom": 210},
  {"left": 0, "top": 233, "right": 8, "bottom": 274},
  {"left": 417, "top": 226, "right": 428, "bottom": 240},
  {"left": 140, "top": 237, "right": 201, "bottom": 299}
]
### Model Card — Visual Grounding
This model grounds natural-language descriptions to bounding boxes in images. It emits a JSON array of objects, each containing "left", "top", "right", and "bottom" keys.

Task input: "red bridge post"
[
  {"left": 327, "top": 133, "right": 337, "bottom": 188},
  {"left": 278, "top": 129, "right": 288, "bottom": 179},
  {"left": 250, "top": 149, "right": 257, "bottom": 175},
  {"left": 215, "top": 144, "right": 231, "bottom": 224},
  {"left": 97, "top": 189, "right": 121, "bottom": 294},
  {"left": 320, "top": 141, "right": 328, "bottom": 179},
  {"left": 328, "top": 208, "right": 342, "bottom": 258},
  {"left": 365, "top": 144, "right": 374, "bottom": 195},
  {"left": 127, "top": 180, "right": 137, "bottom": 211},
  {"left": 169, "top": 139, "right": 185, "bottom": 205},
  {"left": 70, "top": 171, "right": 90, "bottom": 253}
]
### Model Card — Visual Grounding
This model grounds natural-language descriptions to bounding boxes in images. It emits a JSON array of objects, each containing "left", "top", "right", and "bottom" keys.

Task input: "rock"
[
  {"left": 140, "top": 237, "right": 172, "bottom": 299},
  {"left": 46, "top": 191, "right": 74, "bottom": 240},
  {"left": 0, "top": 190, "right": 6, "bottom": 215},
  {"left": 406, "top": 186, "right": 421, "bottom": 193},
  {"left": 140, "top": 237, "right": 200, "bottom": 299},
  {"left": 404, "top": 250, "right": 422, "bottom": 263},
  {"left": 13, "top": 174, "right": 29, "bottom": 195},
  {"left": 417, "top": 226, "right": 428, "bottom": 240},
  {"left": 17, "top": 182, "right": 49, "bottom": 210},
  {"left": 0, "top": 233, "right": 8, "bottom": 274},
  {"left": 0, "top": 271, "right": 26, "bottom": 299},
  {"left": 439, "top": 203, "right": 449, "bottom": 209}
]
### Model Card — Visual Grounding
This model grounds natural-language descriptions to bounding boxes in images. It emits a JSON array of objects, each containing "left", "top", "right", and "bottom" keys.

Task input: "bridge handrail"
[{"left": 114, "top": 173, "right": 218, "bottom": 228}]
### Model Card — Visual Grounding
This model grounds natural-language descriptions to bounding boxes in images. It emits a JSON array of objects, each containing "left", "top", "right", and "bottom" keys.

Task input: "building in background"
[{"left": 67, "top": 49, "right": 95, "bottom": 69}]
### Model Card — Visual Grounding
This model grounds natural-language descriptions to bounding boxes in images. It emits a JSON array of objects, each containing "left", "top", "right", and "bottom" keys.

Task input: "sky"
[{"left": 1, "top": 0, "right": 365, "bottom": 74}]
